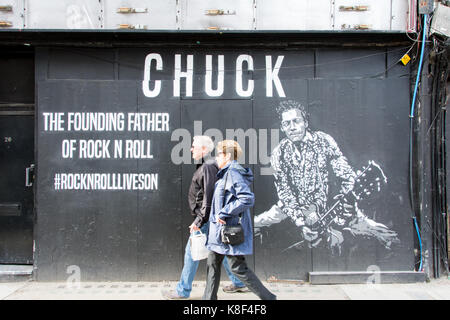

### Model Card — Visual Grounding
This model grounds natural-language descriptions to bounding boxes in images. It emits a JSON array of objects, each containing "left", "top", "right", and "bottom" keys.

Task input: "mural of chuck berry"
[{"left": 254, "top": 100, "right": 400, "bottom": 255}]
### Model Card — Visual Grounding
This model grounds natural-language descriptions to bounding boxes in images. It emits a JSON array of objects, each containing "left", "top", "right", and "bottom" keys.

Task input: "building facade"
[{"left": 0, "top": 0, "right": 448, "bottom": 283}]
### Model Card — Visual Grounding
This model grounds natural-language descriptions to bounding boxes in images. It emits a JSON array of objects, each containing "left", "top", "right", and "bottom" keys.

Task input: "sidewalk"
[{"left": 1, "top": 277, "right": 449, "bottom": 300}]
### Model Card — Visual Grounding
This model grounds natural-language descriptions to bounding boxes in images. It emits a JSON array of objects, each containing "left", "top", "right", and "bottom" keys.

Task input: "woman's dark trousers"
[{"left": 202, "top": 251, "right": 276, "bottom": 300}]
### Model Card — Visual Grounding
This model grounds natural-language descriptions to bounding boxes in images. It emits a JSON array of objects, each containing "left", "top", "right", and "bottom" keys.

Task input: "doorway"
[{"left": 0, "top": 48, "right": 35, "bottom": 265}]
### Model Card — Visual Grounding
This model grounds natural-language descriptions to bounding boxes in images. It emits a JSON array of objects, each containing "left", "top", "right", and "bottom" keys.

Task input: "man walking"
[{"left": 162, "top": 136, "right": 247, "bottom": 299}]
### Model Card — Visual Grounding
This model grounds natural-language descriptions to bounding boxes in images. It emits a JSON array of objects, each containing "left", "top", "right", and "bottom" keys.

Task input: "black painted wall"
[{"left": 35, "top": 46, "right": 415, "bottom": 281}]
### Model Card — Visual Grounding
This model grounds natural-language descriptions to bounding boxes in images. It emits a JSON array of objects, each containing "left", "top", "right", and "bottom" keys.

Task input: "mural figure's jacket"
[{"left": 206, "top": 160, "right": 254, "bottom": 256}]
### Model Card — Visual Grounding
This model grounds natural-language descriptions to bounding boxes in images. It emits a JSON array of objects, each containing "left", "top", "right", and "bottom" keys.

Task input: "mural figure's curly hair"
[{"left": 275, "top": 100, "right": 309, "bottom": 123}]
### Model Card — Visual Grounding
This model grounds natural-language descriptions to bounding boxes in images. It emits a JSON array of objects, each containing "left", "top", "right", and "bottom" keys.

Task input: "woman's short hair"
[
  {"left": 216, "top": 140, "right": 243, "bottom": 160},
  {"left": 193, "top": 136, "right": 215, "bottom": 153}
]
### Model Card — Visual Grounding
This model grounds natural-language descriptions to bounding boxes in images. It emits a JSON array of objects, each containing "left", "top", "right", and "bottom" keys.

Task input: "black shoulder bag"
[{"left": 220, "top": 171, "right": 245, "bottom": 246}]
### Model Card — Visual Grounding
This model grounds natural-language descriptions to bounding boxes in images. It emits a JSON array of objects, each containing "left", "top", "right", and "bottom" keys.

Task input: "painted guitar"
[{"left": 308, "top": 160, "right": 387, "bottom": 235}]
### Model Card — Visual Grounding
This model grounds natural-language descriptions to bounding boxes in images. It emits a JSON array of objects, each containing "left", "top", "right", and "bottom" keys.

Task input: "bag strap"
[
  {"left": 221, "top": 171, "right": 229, "bottom": 207},
  {"left": 221, "top": 166, "right": 243, "bottom": 224}
]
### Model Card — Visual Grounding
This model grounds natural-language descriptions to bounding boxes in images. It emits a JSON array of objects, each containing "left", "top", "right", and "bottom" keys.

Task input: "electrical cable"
[
  {"left": 405, "top": 30, "right": 420, "bottom": 43},
  {"left": 410, "top": 15, "right": 427, "bottom": 118},
  {"left": 367, "top": 43, "right": 417, "bottom": 79},
  {"left": 413, "top": 217, "right": 423, "bottom": 271},
  {"left": 409, "top": 14, "right": 428, "bottom": 272},
  {"left": 52, "top": 45, "right": 412, "bottom": 74}
]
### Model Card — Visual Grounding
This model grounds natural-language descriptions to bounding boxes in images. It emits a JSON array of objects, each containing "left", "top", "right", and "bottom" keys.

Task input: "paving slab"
[
  {"left": 341, "top": 280, "right": 450, "bottom": 300},
  {"left": 0, "top": 282, "right": 31, "bottom": 300},
  {"left": 2, "top": 281, "right": 348, "bottom": 300},
  {"left": 1, "top": 278, "right": 448, "bottom": 300}
]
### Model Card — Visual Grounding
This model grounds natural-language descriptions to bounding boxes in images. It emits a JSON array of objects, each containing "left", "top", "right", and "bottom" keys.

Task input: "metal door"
[
  {"left": 334, "top": 0, "right": 393, "bottom": 31},
  {"left": 102, "top": 0, "right": 177, "bottom": 30},
  {"left": 25, "top": 0, "right": 102, "bottom": 29},
  {"left": 179, "top": 0, "right": 254, "bottom": 30},
  {"left": 0, "top": 0, "right": 24, "bottom": 29},
  {"left": 0, "top": 49, "right": 35, "bottom": 264},
  {"left": 0, "top": 115, "right": 34, "bottom": 264},
  {"left": 256, "top": 0, "right": 333, "bottom": 30}
]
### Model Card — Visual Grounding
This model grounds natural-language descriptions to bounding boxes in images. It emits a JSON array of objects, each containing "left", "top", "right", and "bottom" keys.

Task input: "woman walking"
[{"left": 203, "top": 140, "right": 276, "bottom": 300}]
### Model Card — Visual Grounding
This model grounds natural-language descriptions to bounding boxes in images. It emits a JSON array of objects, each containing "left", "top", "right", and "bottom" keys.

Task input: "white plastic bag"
[{"left": 190, "top": 231, "right": 209, "bottom": 261}]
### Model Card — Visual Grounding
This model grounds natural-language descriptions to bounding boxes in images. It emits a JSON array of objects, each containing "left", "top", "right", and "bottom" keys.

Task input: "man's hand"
[
  {"left": 217, "top": 217, "right": 226, "bottom": 225},
  {"left": 332, "top": 194, "right": 357, "bottom": 225},
  {"left": 333, "top": 193, "right": 356, "bottom": 214},
  {"left": 303, "top": 204, "right": 319, "bottom": 226},
  {"left": 301, "top": 226, "right": 319, "bottom": 242},
  {"left": 189, "top": 223, "right": 200, "bottom": 233}
]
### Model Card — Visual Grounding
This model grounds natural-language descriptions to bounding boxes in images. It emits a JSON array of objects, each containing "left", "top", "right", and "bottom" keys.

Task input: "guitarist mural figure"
[{"left": 254, "top": 100, "right": 400, "bottom": 255}]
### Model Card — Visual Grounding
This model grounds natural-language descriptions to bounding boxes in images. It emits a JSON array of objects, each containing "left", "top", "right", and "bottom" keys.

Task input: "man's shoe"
[
  {"left": 161, "top": 289, "right": 189, "bottom": 300},
  {"left": 222, "top": 284, "right": 250, "bottom": 293}
]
